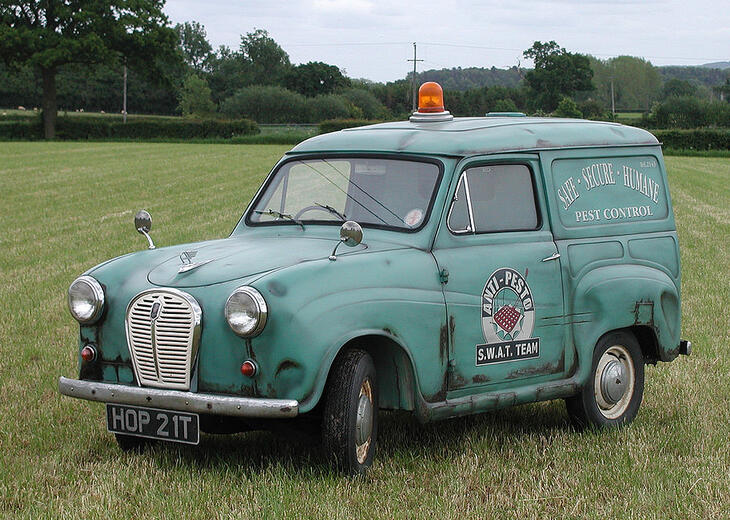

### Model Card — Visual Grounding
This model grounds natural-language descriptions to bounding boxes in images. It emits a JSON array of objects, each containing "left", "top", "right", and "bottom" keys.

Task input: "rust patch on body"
[
  {"left": 505, "top": 351, "right": 565, "bottom": 380},
  {"left": 275, "top": 359, "right": 300, "bottom": 377},
  {"left": 472, "top": 374, "right": 490, "bottom": 384},
  {"left": 439, "top": 322, "right": 449, "bottom": 363},
  {"left": 450, "top": 370, "right": 468, "bottom": 389}
]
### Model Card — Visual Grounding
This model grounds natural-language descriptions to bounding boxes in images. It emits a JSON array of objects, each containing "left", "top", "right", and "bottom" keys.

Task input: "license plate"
[{"left": 106, "top": 404, "right": 199, "bottom": 445}]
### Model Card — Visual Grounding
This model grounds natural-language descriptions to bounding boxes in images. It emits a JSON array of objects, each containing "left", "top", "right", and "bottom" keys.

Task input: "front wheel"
[
  {"left": 565, "top": 331, "right": 644, "bottom": 429},
  {"left": 322, "top": 349, "right": 378, "bottom": 475}
]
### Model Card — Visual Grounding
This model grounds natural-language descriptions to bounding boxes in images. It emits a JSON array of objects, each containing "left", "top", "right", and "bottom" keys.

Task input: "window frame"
[
  {"left": 244, "top": 153, "right": 445, "bottom": 234},
  {"left": 446, "top": 162, "right": 543, "bottom": 235}
]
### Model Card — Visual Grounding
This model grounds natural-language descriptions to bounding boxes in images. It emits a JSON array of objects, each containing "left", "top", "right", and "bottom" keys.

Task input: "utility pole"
[
  {"left": 407, "top": 42, "right": 424, "bottom": 112},
  {"left": 610, "top": 78, "right": 615, "bottom": 119},
  {"left": 123, "top": 61, "right": 128, "bottom": 123}
]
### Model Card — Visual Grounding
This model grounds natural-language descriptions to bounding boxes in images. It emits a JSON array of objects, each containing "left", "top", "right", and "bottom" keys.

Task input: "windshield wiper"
[
  {"left": 314, "top": 202, "right": 346, "bottom": 221},
  {"left": 254, "top": 209, "right": 305, "bottom": 230}
]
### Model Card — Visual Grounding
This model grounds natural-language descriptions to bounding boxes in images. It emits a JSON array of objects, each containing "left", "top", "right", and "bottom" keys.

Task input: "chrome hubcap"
[
  {"left": 600, "top": 359, "right": 627, "bottom": 404},
  {"left": 355, "top": 378, "right": 373, "bottom": 464},
  {"left": 594, "top": 345, "right": 634, "bottom": 419}
]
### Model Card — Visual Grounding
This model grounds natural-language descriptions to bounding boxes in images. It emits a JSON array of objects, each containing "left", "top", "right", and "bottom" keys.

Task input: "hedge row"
[
  {"left": 0, "top": 117, "right": 258, "bottom": 140},
  {"left": 653, "top": 129, "right": 730, "bottom": 151},
  {"left": 318, "top": 119, "right": 380, "bottom": 134}
]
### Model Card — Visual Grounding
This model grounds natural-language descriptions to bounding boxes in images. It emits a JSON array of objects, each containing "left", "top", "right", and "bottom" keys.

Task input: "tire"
[
  {"left": 114, "top": 433, "right": 154, "bottom": 452},
  {"left": 322, "top": 349, "right": 378, "bottom": 475},
  {"left": 565, "top": 330, "right": 645, "bottom": 430}
]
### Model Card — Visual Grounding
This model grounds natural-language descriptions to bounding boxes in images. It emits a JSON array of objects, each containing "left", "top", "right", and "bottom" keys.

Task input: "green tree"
[
  {"left": 239, "top": 28, "right": 290, "bottom": 85},
  {"left": 523, "top": 41, "right": 593, "bottom": 111},
  {"left": 662, "top": 78, "right": 697, "bottom": 99},
  {"left": 178, "top": 74, "right": 215, "bottom": 116},
  {"left": 610, "top": 56, "right": 661, "bottom": 110},
  {"left": 175, "top": 21, "right": 212, "bottom": 73},
  {"left": 283, "top": 61, "right": 350, "bottom": 97},
  {"left": 207, "top": 45, "right": 248, "bottom": 103},
  {"left": 714, "top": 79, "right": 730, "bottom": 102},
  {"left": 587, "top": 55, "right": 661, "bottom": 111},
  {"left": 0, "top": 0, "right": 177, "bottom": 138}
]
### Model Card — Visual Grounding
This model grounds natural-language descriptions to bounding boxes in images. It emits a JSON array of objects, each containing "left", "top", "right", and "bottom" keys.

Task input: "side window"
[{"left": 448, "top": 164, "right": 539, "bottom": 234}]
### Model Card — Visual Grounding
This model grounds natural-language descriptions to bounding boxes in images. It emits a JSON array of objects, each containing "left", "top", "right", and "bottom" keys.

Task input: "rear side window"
[
  {"left": 552, "top": 156, "right": 669, "bottom": 227},
  {"left": 448, "top": 164, "right": 539, "bottom": 234}
]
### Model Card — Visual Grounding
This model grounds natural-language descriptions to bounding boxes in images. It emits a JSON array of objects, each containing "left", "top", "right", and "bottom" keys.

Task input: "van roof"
[{"left": 290, "top": 117, "right": 659, "bottom": 157}]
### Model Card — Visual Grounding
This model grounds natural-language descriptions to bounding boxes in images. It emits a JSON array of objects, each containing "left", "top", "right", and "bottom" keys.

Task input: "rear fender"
[{"left": 572, "top": 265, "right": 680, "bottom": 386}]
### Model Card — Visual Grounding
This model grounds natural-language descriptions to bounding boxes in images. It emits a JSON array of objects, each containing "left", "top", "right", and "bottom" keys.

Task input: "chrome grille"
[{"left": 125, "top": 289, "right": 202, "bottom": 390}]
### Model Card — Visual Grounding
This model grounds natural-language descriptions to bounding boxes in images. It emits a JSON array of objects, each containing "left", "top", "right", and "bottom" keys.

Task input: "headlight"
[
  {"left": 67, "top": 275, "right": 105, "bottom": 324},
  {"left": 225, "top": 286, "right": 268, "bottom": 337}
]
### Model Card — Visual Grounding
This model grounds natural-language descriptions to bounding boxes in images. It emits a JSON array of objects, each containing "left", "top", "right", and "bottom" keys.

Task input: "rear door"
[{"left": 432, "top": 155, "right": 566, "bottom": 393}]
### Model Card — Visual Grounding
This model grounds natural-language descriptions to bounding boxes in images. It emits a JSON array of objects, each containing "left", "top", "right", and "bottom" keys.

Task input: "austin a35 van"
[{"left": 60, "top": 82, "right": 690, "bottom": 474}]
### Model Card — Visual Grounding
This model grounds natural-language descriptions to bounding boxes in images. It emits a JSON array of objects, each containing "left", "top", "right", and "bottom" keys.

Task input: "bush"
[
  {"left": 553, "top": 97, "right": 582, "bottom": 118},
  {"left": 653, "top": 129, "right": 730, "bottom": 150},
  {"left": 647, "top": 97, "right": 730, "bottom": 129},
  {"left": 341, "top": 89, "right": 388, "bottom": 119},
  {"left": 220, "top": 86, "right": 308, "bottom": 123},
  {"left": 0, "top": 116, "right": 258, "bottom": 140},
  {"left": 306, "top": 94, "right": 353, "bottom": 122},
  {"left": 0, "top": 120, "right": 42, "bottom": 139},
  {"left": 492, "top": 98, "right": 519, "bottom": 112},
  {"left": 318, "top": 119, "right": 379, "bottom": 134},
  {"left": 220, "top": 86, "right": 381, "bottom": 123},
  {"left": 578, "top": 100, "right": 609, "bottom": 120},
  {"left": 648, "top": 96, "right": 706, "bottom": 128}
]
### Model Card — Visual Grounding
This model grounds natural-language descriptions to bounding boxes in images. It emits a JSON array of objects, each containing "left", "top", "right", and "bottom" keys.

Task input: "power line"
[
  {"left": 281, "top": 39, "right": 726, "bottom": 63},
  {"left": 282, "top": 41, "right": 412, "bottom": 47}
]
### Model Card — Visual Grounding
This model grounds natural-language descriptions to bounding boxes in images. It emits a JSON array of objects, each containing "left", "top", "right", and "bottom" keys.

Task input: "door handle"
[{"left": 542, "top": 252, "right": 561, "bottom": 262}]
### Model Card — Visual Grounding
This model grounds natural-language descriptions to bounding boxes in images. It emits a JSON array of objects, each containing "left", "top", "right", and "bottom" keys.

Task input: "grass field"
[{"left": 0, "top": 143, "right": 728, "bottom": 519}]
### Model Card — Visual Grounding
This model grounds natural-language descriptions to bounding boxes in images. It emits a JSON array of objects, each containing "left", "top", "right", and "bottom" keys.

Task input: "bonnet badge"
[{"left": 178, "top": 250, "right": 213, "bottom": 273}]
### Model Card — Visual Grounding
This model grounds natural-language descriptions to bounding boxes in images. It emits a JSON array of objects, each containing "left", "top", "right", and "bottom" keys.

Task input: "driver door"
[{"left": 432, "top": 156, "right": 567, "bottom": 393}]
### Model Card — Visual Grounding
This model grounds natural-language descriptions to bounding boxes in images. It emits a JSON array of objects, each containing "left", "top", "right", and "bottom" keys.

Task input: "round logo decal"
[{"left": 481, "top": 268, "right": 535, "bottom": 343}]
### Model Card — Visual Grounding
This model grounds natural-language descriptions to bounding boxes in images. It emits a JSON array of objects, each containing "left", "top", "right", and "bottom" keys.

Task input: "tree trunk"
[{"left": 41, "top": 67, "right": 57, "bottom": 139}]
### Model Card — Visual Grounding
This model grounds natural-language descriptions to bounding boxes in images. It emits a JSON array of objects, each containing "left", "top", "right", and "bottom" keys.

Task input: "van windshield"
[{"left": 248, "top": 157, "right": 441, "bottom": 231}]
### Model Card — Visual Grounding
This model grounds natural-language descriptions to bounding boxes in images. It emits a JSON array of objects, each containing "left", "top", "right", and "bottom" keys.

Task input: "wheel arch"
[{"left": 299, "top": 330, "right": 420, "bottom": 414}]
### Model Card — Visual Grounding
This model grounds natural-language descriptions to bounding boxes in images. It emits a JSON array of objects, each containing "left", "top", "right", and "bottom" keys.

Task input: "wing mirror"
[
  {"left": 329, "top": 221, "right": 363, "bottom": 261},
  {"left": 134, "top": 209, "right": 156, "bottom": 249}
]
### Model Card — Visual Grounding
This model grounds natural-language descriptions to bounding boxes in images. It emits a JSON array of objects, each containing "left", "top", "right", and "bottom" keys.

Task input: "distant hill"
[
  {"left": 412, "top": 66, "right": 524, "bottom": 91},
  {"left": 658, "top": 65, "right": 730, "bottom": 86},
  {"left": 701, "top": 61, "right": 730, "bottom": 69},
  {"left": 398, "top": 63, "right": 729, "bottom": 91}
]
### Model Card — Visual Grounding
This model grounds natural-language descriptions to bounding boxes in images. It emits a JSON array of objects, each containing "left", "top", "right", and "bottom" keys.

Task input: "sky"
[{"left": 164, "top": 0, "right": 729, "bottom": 83}]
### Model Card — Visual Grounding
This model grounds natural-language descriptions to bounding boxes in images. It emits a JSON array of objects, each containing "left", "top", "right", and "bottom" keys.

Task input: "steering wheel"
[{"left": 293, "top": 205, "right": 340, "bottom": 220}]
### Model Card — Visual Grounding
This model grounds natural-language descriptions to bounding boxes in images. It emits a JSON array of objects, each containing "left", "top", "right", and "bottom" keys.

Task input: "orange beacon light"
[
  {"left": 410, "top": 82, "right": 453, "bottom": 122},
  {"left": 417, "top": 82, "right": 445, "bottom": 113}
]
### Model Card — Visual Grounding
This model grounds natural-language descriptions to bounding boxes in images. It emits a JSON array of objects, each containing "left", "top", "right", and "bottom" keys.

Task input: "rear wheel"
[
  {"left": 322, "top": 349, "right": 378, "bottom": 475},
  {"left": 566, "top": 331, "right": 644, "bottom": 429}
]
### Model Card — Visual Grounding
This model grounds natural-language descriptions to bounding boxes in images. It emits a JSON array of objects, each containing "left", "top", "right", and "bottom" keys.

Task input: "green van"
[{"left": 60, "top": 83, "right": 690, "bottom": 474}]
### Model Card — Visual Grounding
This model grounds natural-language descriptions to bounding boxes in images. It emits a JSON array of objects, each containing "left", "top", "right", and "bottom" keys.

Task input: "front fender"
[{"left": 249, "top": 247, "right": 447, "bottom": 413}]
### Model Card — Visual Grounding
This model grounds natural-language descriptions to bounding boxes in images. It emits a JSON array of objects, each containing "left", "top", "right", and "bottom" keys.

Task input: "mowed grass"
[{"left": 0, "top": 143, "right": 728, "bottom": 519}]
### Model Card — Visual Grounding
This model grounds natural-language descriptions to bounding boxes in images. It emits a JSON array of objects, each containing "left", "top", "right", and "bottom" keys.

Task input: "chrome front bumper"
[{"left": 58, "top": 377, "right": 299, "bottom": 418}]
